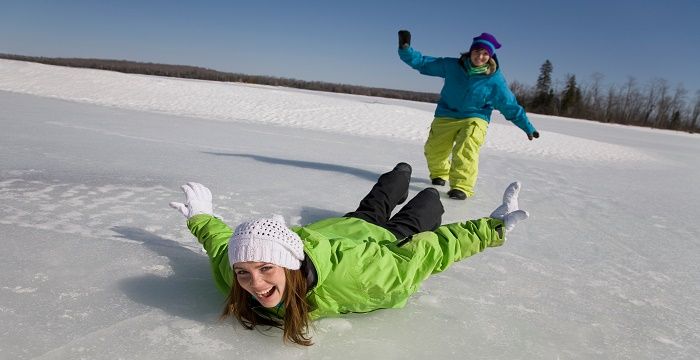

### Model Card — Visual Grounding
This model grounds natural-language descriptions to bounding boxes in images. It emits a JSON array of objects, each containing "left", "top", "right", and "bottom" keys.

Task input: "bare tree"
[
  {"left": 620, "top": 77, "right": 639, "bottom": 125},
  {"left": 667, "top": 84, "right": 687, "bottom": 130},
  {"left": 653, "top": 79, "right": 671, "bottom": 128},
  {"left": 581, "top": 72, "right": 604, "bottom": 119},
  {"left": 603, "top": 84, "right": 619, "bottom": 123},
  {"left": 689, "top": 90, "right": 700, "bottom": 132},
  {"left": 641, "top": 79, "right": 661, "bottom": 127},
  {"left": 509, "top": 80, "right": 532, "bottom": 108}
]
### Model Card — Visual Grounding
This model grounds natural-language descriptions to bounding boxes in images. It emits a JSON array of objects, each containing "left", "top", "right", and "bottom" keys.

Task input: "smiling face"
[
  {"left": 233, "top": 261, "right": 287, "bottom": 308},
  {"left": 470, "top": 48, "right": 491, "bottom": 67}
]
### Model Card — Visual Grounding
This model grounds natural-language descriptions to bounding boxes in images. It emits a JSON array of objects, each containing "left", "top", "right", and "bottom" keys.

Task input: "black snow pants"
[{"left": 344, "top": 163, "right": 444, "bottom": 241}]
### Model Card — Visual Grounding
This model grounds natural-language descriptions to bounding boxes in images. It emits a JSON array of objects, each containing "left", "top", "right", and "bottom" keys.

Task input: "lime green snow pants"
[{"left": 424, "top": 117, "right": 488, "bottom": 197}]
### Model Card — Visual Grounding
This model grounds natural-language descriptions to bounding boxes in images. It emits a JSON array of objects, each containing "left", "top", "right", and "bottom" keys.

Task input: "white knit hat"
[{"left": 228, "top": 215, "right": 304, "bottom": 270}]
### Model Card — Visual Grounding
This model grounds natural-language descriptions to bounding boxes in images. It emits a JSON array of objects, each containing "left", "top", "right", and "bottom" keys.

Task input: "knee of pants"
[{"left": 415, "top": 188, "right": 445, "bottom": 215}]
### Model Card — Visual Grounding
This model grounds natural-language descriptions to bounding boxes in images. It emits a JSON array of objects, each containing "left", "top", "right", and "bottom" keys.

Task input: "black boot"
[
  {"left": 344, "top": 163, "right": 412, "bottom": 226},
  {"left": 393, "top": 162, "right": 412, "bottom": 204},
  {"left": 431, "top": 178, "right": 446, "bottom": 186},
  {"left": 447, "top": 189, "right": 467, "bottom": 200},
  {"left": 394, "top": 162, "right": 412, "bottom": 174}
]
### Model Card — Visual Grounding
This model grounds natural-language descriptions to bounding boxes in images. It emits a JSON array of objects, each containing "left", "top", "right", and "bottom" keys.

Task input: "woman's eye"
[
  {"left": 236, "top": 270, "right": 249, "bottom": 276},
  {"left": 260, "top": 266, "right": 272, "bottom": 272}
]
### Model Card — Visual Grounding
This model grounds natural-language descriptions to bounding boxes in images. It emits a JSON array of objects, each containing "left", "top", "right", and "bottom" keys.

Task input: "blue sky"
[{"left": 2, "top": 0, "right": 699, "bottom": 96}]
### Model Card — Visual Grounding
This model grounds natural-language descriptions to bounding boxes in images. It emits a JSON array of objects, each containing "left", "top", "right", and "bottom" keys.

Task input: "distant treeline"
[
  {"left": 0, "top": 54, "right": 439, "bottom": 103},
  {"left": 511, "top": 60, "right": 700, "bottom": 133},
  {"left": 2, "top": 54, "right": 698, "bottom": 133}
]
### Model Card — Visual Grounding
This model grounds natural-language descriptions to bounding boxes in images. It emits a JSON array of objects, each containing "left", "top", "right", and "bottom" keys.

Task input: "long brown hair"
[{"left": 221, "top": 268, "right": 313, "bottom": 346}]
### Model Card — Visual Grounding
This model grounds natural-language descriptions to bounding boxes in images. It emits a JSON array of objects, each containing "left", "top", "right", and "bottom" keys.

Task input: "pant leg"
[
  {"left": 344, "top": 164, "right": 411, "bottom": 227},
  {"left": 424, "top": 118, "right": 461, "bottom": 181},
  {"left": 449, "top": 118, "right": 488, "bottom": 197},
  {"left": 384, "top": 187, "right": 444, "bottom": 240}
]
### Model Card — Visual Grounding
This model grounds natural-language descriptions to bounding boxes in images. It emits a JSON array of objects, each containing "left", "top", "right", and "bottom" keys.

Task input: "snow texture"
[{"left": 0, "top": 59, "right": 698, "bottom": 359}]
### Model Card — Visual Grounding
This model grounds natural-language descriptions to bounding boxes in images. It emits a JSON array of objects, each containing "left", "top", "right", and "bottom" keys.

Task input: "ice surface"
[{"left": 1, "top": 59, "right": 698, "bottom": 359}]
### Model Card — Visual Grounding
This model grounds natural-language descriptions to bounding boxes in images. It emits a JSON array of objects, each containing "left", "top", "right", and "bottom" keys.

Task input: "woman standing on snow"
[
  {"left": 398, "top": 30, "right": 539, "bottom": 200},
  {"left": 169, "top": 163, "right": 529, "bottom": 345}
]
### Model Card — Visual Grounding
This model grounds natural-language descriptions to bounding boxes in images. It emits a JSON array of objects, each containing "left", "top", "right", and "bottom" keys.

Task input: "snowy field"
[{"left": 0, "top": 59, "right": 698, "bottom": 359}]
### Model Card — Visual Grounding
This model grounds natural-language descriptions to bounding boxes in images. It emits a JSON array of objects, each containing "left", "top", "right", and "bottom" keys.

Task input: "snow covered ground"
[{"left": 0, "top": 59, "right": 698, "bottom": 359}]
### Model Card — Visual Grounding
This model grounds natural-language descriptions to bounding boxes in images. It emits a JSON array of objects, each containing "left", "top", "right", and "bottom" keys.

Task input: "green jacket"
[{"left": 187, "top": 215, "right": 504, "bottom": 319}]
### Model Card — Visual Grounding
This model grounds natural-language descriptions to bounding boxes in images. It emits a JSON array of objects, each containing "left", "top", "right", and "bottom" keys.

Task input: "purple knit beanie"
[{"left": 469, "top": 32, "right": 502, "bottom": 56}]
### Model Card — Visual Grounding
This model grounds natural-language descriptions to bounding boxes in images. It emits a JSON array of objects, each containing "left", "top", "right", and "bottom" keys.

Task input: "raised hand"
[
  {"left": 489, "top": 181, "right": 529, "bottom": 233},
  {"left": 169, "top": 182, "right": 213, "bottom": 219},
  {"left": 398, "top": 30, "right": 411, "bottom": 49}
]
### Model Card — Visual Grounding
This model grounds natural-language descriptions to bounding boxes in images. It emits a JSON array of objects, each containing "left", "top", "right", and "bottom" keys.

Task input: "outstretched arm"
[
  {"left": 362, "top": 182, "right": 529, "bottom": 289},
  {"left": 492, "top": 77, "right": 539, "bottom": 140},
  {"left": 408, "top": 217, "right": 504, "bottom": 274},
  {"left": 488, "top": 181, "right": 529, "bottom": 235},
  {"left": 346, "top": 217, "right": 503, "bottom": 309},
  {"left": 187, "top": 215, "right": 234, "bottom": 294},
  {"left": 397, "top": 30, "right": 447, "bottom": 78},
  {"left": 170, "top": 182, "right": 234, "bottom": 294}
]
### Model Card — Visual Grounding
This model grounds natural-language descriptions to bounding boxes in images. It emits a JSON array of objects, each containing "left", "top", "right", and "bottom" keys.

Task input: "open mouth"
[{"left": 255, "top": 286, "right": 276, "bottom": 299}]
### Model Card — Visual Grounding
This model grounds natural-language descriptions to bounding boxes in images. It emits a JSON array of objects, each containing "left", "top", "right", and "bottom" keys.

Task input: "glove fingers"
[
  {"left": 200, "top": 184, "right": 212, "bottom": 200},
  {"left": 510, "top": 209, "right": 529, "bottom": 221},
  {"left": 491, "top": 181, "right": 523, "bottom": 220},
  {"left": 502, "top": 181, "right": 521, "bottom": 209},
  {"left": 187, "top": 182, "right": 211, "bottom": 200},
  {"left": 502, "top": 181, "right": 520, "bottom": 200},
  {"left": 182, "top": 183, "right": 197, "bottom": 202},
  {"left": 169, "top": 201, "right": 188, "bottom": 217},
  {"left": 505, "top": 210, "right": 529, "bottom": 232}
]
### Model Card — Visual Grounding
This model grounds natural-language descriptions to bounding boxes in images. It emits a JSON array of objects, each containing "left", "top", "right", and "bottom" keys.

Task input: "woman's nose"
[{"left": 250, "top": 273, "right": 264, "bottom": 286}]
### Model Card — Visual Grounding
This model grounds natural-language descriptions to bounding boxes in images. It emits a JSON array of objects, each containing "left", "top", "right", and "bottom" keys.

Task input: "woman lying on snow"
[{"left": 169, "top": 163, "right": 529, "bottom": 345}]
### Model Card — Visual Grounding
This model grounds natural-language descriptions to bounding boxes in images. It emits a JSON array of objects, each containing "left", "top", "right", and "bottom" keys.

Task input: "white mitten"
[
  {"left": 489, "top": 181, "right": 529, "bottom": 233},
  {"left": 169, "top": 182, "right": 214, "bottom": 219}
]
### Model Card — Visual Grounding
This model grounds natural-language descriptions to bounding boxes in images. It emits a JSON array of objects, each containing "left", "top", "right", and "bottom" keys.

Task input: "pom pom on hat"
[
  {"left": 228, "top": 215, "right": 305, "bottom": 270},
  {"left": 469, "top": 32, "right": 501, "bottom": 57}
]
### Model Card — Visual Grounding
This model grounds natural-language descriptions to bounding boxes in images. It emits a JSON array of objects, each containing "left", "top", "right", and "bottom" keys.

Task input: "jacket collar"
[{"left": 301, "top": 254, "right": 318, "bottom": 290}]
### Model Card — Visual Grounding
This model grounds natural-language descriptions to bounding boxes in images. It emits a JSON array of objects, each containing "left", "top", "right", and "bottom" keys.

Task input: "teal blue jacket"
[
  {"left": 188, "top": 215, "right": 505, "bottom": 319},
  {"left": 398, "top": 46, "right": 536, "bottom": 135}
]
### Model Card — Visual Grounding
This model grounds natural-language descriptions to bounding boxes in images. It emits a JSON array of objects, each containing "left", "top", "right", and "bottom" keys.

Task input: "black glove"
[
  {"left": 527, "top": 131, "right": 540, "bottom": 141},
  {"left": 398, "top": 30, "right": 411, "bottom": 48}
]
